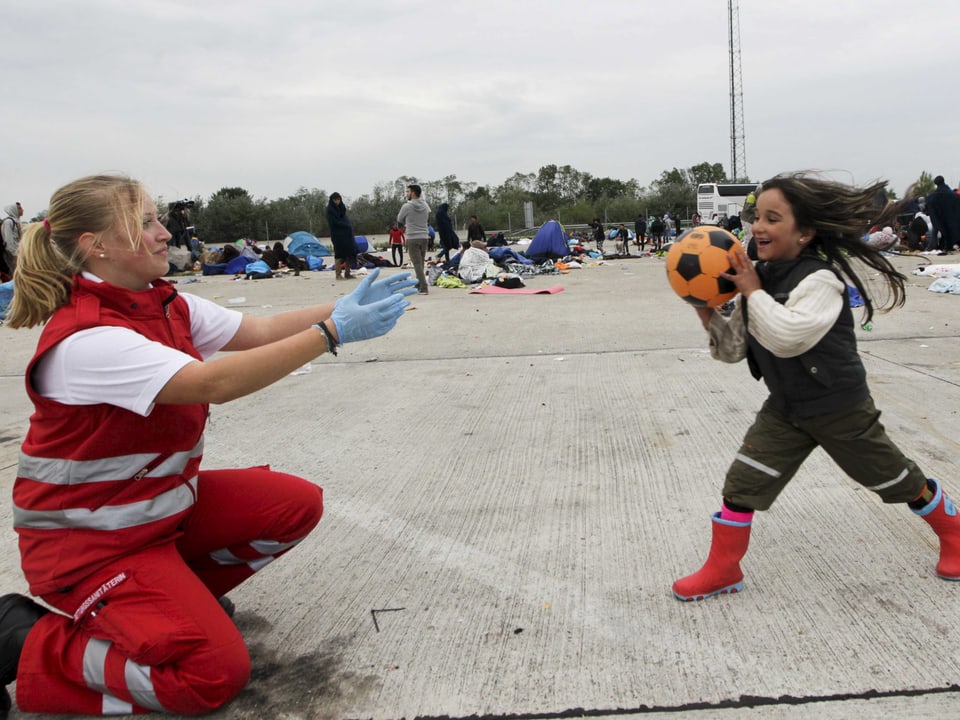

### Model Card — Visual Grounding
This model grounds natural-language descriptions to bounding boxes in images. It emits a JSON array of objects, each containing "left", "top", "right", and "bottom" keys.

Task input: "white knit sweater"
[{"left": 707, "top": 269, "right": 845, "bottom": 361}]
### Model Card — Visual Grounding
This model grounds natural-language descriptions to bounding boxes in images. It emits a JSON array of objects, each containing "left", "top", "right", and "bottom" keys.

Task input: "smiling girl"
[{"left": 672, "top": 172, "right": 959, "bottom": 601}]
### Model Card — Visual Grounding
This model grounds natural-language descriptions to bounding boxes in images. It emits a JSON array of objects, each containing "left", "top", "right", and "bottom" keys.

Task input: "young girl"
[
  {"left": 388, "top": 220, "right": 406, "bottom": 267},
  {"left": 673, "top": 172, "right": 959, "bottom": 601},
  {"left": 0, "top": 174, "right": 416, "bottom": 715}
]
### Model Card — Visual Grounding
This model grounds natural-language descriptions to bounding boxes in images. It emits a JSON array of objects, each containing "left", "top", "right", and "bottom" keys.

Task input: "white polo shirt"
[{"left": 34, "top": 275, "right": 242, "bottom": 416}]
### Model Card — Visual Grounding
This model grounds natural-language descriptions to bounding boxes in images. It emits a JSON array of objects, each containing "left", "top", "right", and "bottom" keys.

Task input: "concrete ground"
[{"left": 1, "top": 252, "right": 959, "bottom": 719}]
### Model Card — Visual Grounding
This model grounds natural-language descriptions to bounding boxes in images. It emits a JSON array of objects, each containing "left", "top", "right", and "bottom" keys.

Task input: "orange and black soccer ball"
[{"left": 665, "top": 226, "right": 739, "bottom": 307}]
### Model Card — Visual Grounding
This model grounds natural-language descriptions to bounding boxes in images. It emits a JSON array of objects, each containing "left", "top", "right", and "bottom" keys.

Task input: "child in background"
[
  {"left": 388, "top": 221, "right": 406, "bottom": 267},
  {"left": 673, "top": 172, "right": 959, "bottom": 601},
  {"left": 617, "top": 224, "right": 630, "bottom": 255}
]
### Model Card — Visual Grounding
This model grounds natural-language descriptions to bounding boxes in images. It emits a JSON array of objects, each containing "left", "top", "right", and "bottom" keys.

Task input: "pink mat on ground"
[{"left": 469, "top": 285, "right": 565, "bottom": 295}]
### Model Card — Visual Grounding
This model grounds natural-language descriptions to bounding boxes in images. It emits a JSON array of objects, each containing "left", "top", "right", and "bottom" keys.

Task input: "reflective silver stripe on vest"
[
  {"left": 13, "top": 476, "right": 198, "bottom": 531},
  {"left": 18, "top": 437, "right": 203, "bottom": 486}
]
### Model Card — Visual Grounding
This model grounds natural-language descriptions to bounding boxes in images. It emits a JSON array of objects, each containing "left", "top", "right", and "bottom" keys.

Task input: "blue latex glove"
[
  {"left": 331, "top": 269, "right": 411, "bottom": 344},
  {"left": 362, "top": 269, "right": 419, "bottom": 304}
]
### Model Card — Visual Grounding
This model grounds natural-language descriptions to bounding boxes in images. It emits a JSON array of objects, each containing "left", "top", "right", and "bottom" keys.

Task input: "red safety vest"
[{"left": 14, "top": 276, "right": 208, "bottom": 595}]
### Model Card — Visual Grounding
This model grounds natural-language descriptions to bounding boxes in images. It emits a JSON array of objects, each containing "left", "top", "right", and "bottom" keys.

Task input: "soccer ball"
[{"left": 665, "top": 226, "right": 739, "bottom": 307}]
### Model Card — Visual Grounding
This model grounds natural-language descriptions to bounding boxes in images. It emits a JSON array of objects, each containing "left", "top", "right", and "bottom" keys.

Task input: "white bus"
[{"left": 697, "top": 183, "right": 758, "bottom": 223}]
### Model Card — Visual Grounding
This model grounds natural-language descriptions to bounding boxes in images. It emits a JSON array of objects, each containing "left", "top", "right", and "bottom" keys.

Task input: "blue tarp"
[
  {"left": 225, "top": 255, "right": 250, "bottom": 274},
  {"left": 526, "top": 220, "right": 570, "bottom": 259},
  {"left": 355, "top": 235, "right": 370, "bottom": 253},
  {"left": 287, "top": 231, "right": 331, "bottom": 257},
  {"left": 201, "top": 263, "right": 228, "bottom": 276},
  {"left": 0, "top": 280, "right": 13, "bottom": 321},
  {"left": 489, "top": 246, "right": 533, "bottom": 265}
]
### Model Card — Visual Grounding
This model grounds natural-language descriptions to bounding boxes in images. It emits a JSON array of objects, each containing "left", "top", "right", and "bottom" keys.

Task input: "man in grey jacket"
[{"left": 397, "top": 185, "right": 431, "bottom": 294}]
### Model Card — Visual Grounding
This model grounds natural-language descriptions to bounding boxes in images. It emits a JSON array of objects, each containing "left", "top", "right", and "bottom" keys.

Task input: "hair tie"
[{"left": 43, "top": 218, "right": 51, "bottom": 232}]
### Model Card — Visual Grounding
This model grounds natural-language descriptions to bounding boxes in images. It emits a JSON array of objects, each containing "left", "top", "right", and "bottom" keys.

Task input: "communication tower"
[{"left": 728, "top": 0, "right": 747, "bottom": 182}]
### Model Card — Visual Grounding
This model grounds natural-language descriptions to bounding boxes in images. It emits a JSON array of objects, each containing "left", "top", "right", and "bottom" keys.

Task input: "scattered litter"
[
  {"left": 927, "top": 277, "right": 960, "bottom": 295},
  {"left": 913, "top": 263, "right": 960, "bottom": 278},
  {"left": 290, "top": 363, "right": 312, "bottom": 376},
  {"left": 227, "top": 297, "right": 246, "bottom": 305}
]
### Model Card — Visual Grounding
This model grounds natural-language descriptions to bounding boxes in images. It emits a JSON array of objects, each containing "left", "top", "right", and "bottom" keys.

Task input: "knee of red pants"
[
  {"left": 160, "top": 634, "right": 251, "bottom": 715},
  {"left": 266, "top": 469, "right": 324, "bottom": 539},
  {"left": 293, "top": 476, "right": 324, "bottom": 533},
  {"left": 201, "top": 466, "right": 324, "bottom": 540}
]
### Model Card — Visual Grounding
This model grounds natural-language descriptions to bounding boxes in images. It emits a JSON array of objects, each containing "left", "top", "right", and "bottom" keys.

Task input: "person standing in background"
[
  {"left": 325, "top": 192, "right": 359, "bottom": 280},
  {"left": 925, "top": 175, "right": 960, "bottom": 253},
  {"left": 590, "top": 218, "right": 605, "bottom": 254},
  {"left": 634, "top": 213, "right": 647, "bottom": 253},
  {"left": 467, "top": 215, "right": 486, "bottom": 244},
  {"left": 388, "top": 221, "right": 406, "bottom": 267},
  {"left": 1, "top": 202, "right": 24, "bottom": 276},
  {"left": 435, "top": 203, "right": 459, "bottom": 264},
  {"left": 397, "top": 184, "right": 431, "bottom": 294}
]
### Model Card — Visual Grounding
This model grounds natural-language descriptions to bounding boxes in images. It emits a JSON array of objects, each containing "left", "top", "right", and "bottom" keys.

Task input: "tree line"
[
  {"left": 166, "top": 162, "right": 731, "bottom": 246},
  {"left": 167, "top": 164, "right": 936, "bottom": 246}
]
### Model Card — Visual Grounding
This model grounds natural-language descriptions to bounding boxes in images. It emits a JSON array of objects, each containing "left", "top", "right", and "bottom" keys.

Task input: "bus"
[{"left": 697, "top": 183, "right": 758, "bottom": 223}]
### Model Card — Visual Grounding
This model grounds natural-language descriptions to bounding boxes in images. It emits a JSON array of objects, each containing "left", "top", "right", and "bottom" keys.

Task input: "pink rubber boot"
[
  {"left": 673, "top": 513, "right": 752, "bottom": 601},
  {"left": 913, "top": 479, "right": 960, "bottom": 581}
]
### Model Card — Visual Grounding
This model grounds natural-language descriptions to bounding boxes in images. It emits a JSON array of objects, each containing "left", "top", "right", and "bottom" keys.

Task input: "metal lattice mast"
[{"left": 728, "top": 0, "right": 747, "bottom": 182}]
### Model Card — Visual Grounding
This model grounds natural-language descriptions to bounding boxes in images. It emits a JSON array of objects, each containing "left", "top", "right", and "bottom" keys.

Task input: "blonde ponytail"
[{"left": 5, "top": 174, "right": 145, "bottom": 329}]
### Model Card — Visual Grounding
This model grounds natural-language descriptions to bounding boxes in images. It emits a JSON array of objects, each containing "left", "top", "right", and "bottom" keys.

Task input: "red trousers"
[{"left": 15, "top": 466, "right": 323, "bottom": 715}]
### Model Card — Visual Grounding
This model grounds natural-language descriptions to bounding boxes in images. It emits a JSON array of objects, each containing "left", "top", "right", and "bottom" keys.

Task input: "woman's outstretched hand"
[
  {"left": 362, "top": 269, "right": 419, "bottom": 304},
  {"left": 331, "top": 268, "right": 412, "bottom": 344}
]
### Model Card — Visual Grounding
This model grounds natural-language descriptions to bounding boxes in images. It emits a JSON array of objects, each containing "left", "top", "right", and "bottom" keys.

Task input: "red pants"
[{"left": 16, "top": 466, "right": 323, "bottom": 715}]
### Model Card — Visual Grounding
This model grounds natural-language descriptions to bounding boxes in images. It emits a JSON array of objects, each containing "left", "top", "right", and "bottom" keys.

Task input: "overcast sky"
[{"left": 4, "top": 0, "right": 959, "bottom": 216}]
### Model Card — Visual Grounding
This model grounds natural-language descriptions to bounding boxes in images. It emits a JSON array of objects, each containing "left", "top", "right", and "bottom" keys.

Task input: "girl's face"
[
  {"left": 97, "top": 196, "right": 172, "bottom": 290},
  {"left": 751, "top": 188, "right": 811, "bottom": 262}
]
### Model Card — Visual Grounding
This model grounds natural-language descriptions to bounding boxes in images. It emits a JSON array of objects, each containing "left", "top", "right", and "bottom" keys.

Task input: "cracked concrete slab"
[{"left": 1, "top": 253, "right": 958, "bottom": 719}]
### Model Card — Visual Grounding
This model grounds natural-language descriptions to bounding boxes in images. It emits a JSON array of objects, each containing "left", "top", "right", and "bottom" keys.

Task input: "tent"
[
  {"left": 0, "top": 280, "right": 13, "bottom": 321},
  {"left": 355, "top": 235, "right": 370, "bottom": 253},
  {"left": 287, "top": 231, "right": 331, "bottom": 257},
  {"left": 525, "top": 220, "right": 570, "bottom": 260}
]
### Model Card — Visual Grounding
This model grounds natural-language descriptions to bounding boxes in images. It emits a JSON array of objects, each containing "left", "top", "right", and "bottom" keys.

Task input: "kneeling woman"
[{"left": 0, "top": 174, "right": 416, "bottom": 716}]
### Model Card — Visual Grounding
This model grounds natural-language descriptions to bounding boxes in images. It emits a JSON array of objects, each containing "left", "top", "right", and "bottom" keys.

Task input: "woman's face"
[{"left": 96, "top": 196, "right": 172, "bottom": 290}]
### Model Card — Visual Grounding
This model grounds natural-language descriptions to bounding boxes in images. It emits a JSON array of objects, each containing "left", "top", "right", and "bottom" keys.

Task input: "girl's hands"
[{"left": 722, "top": 246, "right": 761, "bottom": 297}]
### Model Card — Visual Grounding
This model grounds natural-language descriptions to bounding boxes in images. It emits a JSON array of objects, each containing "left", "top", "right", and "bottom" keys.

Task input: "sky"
[{"left": 4, "top": 0, "right": 959, "bottom": 216}]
